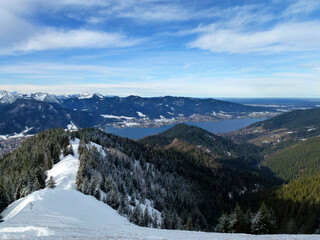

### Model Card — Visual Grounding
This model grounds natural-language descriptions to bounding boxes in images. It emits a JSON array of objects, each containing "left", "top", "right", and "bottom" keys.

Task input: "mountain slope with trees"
[
  {"left": 267, "top": 175, "right": 320, "bottom": 233},
  {"left": 74, "top": 127, "right": 280, "bottom": 230},
  {"left": 223, "top": 107, "right": 320, "bottom": 147},
  {"left": 0, "top": 99, "right": 105, "bottom": 135},
  {"left": 219, "top": 107, "right": 320, "bottom": 234},
  {"left": 62, "top": 95, "right": 276, "bottom": 120},
  {"left": 140, "top": 124, "right": 272, "bottom": 175},
  {"left": 0, "top": 128, "right": 70, "bottom": 212},
  {"left": 262, "top": 136, "right": 320, "bottom": 181}
]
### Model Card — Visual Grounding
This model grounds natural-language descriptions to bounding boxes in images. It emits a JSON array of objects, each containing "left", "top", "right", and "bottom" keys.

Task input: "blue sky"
[{"left": 0, "top": 0, "right": 320, "bottom": 97}]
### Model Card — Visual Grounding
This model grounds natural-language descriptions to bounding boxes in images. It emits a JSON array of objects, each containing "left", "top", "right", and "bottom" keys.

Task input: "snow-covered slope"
[
  {"left": 0, "top": 90, "right": 19, "bottom": 104},
  {"left": 78, "top": 92, "right": 104, "bottom": 99},
  {"left": 0, "top": 140, "right": 318, "bottom": 240},
  {"left": 29, "top": 92, "right": 61, "bottom": 104}
]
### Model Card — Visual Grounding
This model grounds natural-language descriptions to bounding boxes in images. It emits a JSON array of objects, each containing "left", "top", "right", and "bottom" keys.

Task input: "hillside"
[
  {"left": 0, "top": 126, "right": 279, "bottom": 232},
  {"left": 217, "top": 107, "right": 320, "bottom": 233},
  {"left": 267, "top": 175, "right": 320, "bottom": 234},
  {"left": 62, "top": 95, "right": 276, "bottom": 119},
  {"left": 222, "top": 107, "right": 320, "bottom": 147},
  {"left": 262, "top": 136, "right": 320, "bottom": 181},
  {"left": 140, "top": 123, "right": 267, "bottom": 173},
  {"left": 0, "top": 99, "right": 105, "bottom": 135},
  {"left": 76, "top": 127, "right": 280, "bottom": 230},
  {"left": 0, "top": 128, "right": 71, "bottom": 212},
  {"left": 0, "top": 137, "right": 316, "bottom": 239}
]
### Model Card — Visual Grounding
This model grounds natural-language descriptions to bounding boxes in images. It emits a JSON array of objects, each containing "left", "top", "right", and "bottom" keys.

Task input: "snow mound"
[
  {"left": 1, "top": 140, "right": 320, "bottom": 240},
  {"left": 66, "top": 121, "right": 78, "bottom": 132}
]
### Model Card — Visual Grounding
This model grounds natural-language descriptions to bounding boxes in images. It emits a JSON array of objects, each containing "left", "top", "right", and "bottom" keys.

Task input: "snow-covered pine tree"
[
  {"left": 251, "top": 202, "right": 277, "bottom": 234},
  {"left": 229, "top": 204, "right": 246, "bottom": 233},
  {"left": 47, "top": 176, "right": 56, "bottom": 189},
  {"left": 215, "top": 213, "right": 229, "bottom": 233},
  {"left": 142, "top": 205, "right": 151, "bottom": 227}
]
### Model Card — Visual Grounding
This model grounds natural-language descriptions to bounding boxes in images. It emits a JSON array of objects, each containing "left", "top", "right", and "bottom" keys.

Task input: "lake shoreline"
[{"left": 105, "top": 118, "right": 266, "bottom": 139}]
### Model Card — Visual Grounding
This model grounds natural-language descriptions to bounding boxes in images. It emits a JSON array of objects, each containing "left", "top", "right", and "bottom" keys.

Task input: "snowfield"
[{"left": 0, "top": 140, "right": 319, "bottom": 240}]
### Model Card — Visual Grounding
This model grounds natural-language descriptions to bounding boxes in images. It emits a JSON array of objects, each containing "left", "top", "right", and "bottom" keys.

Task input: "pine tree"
[
  {"left": 251, "top": 203, "right": 277, "bottom": 234},
  {"left": 47, "top": 153, "right": 53, "bottom": 170},
  {"left": 229, "top": 204, "right": 246, "bottom": 233},
  {"left": 47, "top": 176, "right": 56, "bottom": 189},
  {"left": 186, "top": 217, "right": 193, "bottom": 230},
  {"left": 215, "top": 213, "right": 229, "bottom": 233},
  {"left": 107, "top": 188, "right": 119, "bottom": 209},
  {"left": 0, "top": 178, "right": 9, "bottom": 212},
  {"left": 129, "top": 195, "right": 136, "bottom": 207},
  {"left": 93, "top": 187, "right": 101, "bottom": 200},
  {"left": 161, "top": 211, "right": 170, "bottom": 229},
  {"left": 142, "top": 205, "right": 150, "bottom": 227},
  {"left": 130, "top": 204, "right": 142, "bottom": 225},
  {"left": 286, "top": 218, "right": 298, "bottom": 234},
  {"left": 52, "top": 145, "right": 60, "bottom": 164},
  {"left": 152, "top": 211, "right": 159, "bottom": 228}
]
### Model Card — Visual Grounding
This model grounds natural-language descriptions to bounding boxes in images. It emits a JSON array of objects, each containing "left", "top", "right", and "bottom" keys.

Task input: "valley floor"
[{"left": 0, "top": 140, "right": 318, "bottom": 240}]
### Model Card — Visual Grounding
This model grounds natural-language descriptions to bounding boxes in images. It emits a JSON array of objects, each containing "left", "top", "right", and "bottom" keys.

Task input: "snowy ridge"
[
  {"left": 0, "top": 140, "right": 319, "bottom": 239},
  {"left": 78, "top": 92, "right": 94, "bottom": 99},
  {"left": 0, "top": 90, "right": 60, "bottom": 104},
  {"left": 78, "top": 92, "right": 104, "bottom": 99},
  {"left": 0, "top": 90, "right": 19, "bottom": 104}
]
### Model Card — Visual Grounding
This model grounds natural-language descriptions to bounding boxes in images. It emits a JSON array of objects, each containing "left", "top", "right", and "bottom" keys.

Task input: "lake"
[{"left": 105, "top": 118, "right": 264, "bottom": 139}]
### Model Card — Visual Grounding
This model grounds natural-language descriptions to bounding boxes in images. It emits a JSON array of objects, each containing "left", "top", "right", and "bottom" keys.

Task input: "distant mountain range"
[
  {"left": 0, "top": 90, "right": 278, "bottom": 135},
  {"left": 0, "top": 99, "right": 105, "bottom": 135}
]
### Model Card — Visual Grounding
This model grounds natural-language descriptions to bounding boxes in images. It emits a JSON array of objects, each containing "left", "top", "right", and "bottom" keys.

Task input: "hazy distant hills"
[
  {"left": 62, "top": 95, "right": 275, "bottom": 119},
  {"left": 0, "top": 90, "right": 278, "bottom": 135}
]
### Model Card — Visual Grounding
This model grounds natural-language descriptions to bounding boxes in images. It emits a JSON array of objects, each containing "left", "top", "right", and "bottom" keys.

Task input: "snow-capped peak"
[
  {"left": 78, "top": 92, "right": 94, "bottom": 99},
  {"left": 0, "top": 90, "right": 19, "bottom": 104},
  {"left": 30, "top": 92, "right": 61, "bottom": 104},
  {"left": 0, "top": 90, "right": 61, "bottom": 104},
  {"left": 78, "top": 93, "right": 104, "bottom": 100},
  {"left": 94, "top": 93, "right": 104, "bottom": 99}
]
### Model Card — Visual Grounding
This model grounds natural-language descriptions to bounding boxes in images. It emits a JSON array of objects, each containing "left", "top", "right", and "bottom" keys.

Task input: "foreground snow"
[{"left": 0, "top": 140, "right": 319, "bottom": 240}]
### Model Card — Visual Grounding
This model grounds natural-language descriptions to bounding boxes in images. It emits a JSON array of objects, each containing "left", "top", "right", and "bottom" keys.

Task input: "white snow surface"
[
  {"left": 137, "top": 111, "right": 147, "bottom": 118},
  {"left": 66, "top": 121, "right": 78, "bottom": 132},
  {"left": 0, "top": 139, "right": 319, "bottom": 240},
  {"left": 78, "top": 92, "right": 103, "bottom": 99},
  {"left": 78, "top": 92, "right": 94, "bottom": 99},
  {"left": 101, "top": 114, "right": 134, "bottom": 120},
  {"left": 0, "top": 127, "right": 34, "bottom": 140},
  {"left": 0, "top": 90, "right": 18, "bottom": 104}
]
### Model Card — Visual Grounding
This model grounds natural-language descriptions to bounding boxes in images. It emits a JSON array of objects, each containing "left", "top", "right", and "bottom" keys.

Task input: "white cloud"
[
  {"left": 0, "top": 62, "right": 141, "bottom": 78},
  {"left": 284, "top": 0, "right": 320, "bottom": 16},
  {"left": 189, "top": 21, "right": 320, "bottom": 54},
  {"left": 0, "top": 3, "right": 36, "bottom": 44},
  {"left": 0, "top": 0, "right": 143, "bottom": 54},
  {"left": 2, "top": 29, "right": 142, "bottom": 54}
]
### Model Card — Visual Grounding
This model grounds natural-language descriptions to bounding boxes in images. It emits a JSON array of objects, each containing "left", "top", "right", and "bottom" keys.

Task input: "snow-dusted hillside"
[{"left": 0, "top": 139, "right": 318, "bottom": 240}]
